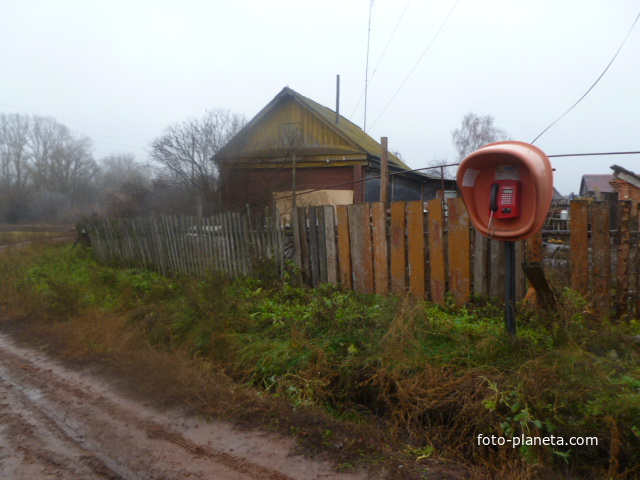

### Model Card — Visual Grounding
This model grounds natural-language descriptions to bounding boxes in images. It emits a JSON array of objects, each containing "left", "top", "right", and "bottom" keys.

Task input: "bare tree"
[
  {"left": 149, "top": 108, "right": 245, "bottom": 216},
  {"left": 99, "top": 152, "right": 150, "bottom": 193},
  {"left": 0, "top": 113, "right": 98, "bottom": 222},
  {"left": 28, "top": 115, "right": 98, "bottom": 202},
  {"left": 0, "top": 113, "right": 32, "bottom": 221},
  {"left": 427, "top": 156, "right": 457, "bottom": 180},
  {"left": 452, "top": 112, "right": 509, "bottom": 160}
]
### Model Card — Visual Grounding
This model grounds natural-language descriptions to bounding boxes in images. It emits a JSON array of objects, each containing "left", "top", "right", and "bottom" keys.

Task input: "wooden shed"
[{"left": 215, "top": 87, "right": 455, "bottom": 213}]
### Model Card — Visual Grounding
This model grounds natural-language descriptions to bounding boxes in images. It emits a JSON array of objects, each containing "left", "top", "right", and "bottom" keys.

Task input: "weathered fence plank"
[
  {"left": 296, "top": 207, "right": 310, "bottom": 282},
  {"left": 371, "top": 202, "right": 389, "bottom": 295},
  {"left": 348, "top": 203, "right": 374, "bottom": 294},
  {"left": 324, "top": 206, "right": 338, "bottom": 285},
  {"left": 570, "top": 200, "right": 589, "bottom": 295},
  {"left": 317, "top": 206, "right": 328, "bottom": 284},
  {"left": 489, "top": 240, "right": 505, "bottom": 301},
  {"left": 448, "top": 198, "right": 470, "bottom": 306},
  {"left": 390, "top": 202, "right": 406, "bottom": 294},
  {"left": 308, "top": 207, "right": 320, "bottom": 286},
  {"left": 336, "top": 205, "right": 352, "bottom": 289},
  {"left": 616, "top": 201, "right": 631, "bottom": 317},
  {"left": 473, "top": 230, "right": 489, "bottom": 297},
  {"left": 427, "top": 199, "right": 446, "bottom": 304},
  {"left": 591, "top": 202, "right": 611, "bottom": 318},
  {"left": 406, "top": 201, "right": 425, "bottom": 299}
]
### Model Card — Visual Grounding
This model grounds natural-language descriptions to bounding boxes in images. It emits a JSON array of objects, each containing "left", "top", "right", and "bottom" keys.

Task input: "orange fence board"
[
  {"left": 390, "top": 202, "right": 406, "bottom": 294},
  {"left": 447, "top": 198, "right": 470, "bottom": 307},
  {"left": 406, "top": 201, "right": 425, "bottom": 299},
  {"left": 336, "top": 205, "right": 352, "bottom": 289},
  {"left": 570, "top": 200, "right": 589, "bottom": 295},
  {"left": 591, "top": 202, "right": 611, "bottom": 318},
  {"left": 427, "top": 199, "right": 445, "bottom": 304}
]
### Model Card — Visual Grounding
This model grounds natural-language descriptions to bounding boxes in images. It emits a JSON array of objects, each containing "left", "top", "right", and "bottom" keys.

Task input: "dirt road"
[{"left": 0, "top": 332, "right": 372, "bottom": 480}]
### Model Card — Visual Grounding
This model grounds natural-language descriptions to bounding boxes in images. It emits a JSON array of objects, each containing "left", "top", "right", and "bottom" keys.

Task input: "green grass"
[{"left": 2, "top": 243, "right": 640, "bottom": 479}]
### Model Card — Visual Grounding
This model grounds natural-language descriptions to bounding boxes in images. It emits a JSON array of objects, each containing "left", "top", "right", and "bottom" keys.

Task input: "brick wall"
[{"left": 609, "top": 178, "right": 640, "bottom": 203}]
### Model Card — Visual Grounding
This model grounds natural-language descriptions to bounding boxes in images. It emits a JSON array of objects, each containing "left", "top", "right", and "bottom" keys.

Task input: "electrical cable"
[
  {"left": 276, "top": 163, "right": 459, "bottom": 201},
  {"left": 368, "top": 0, "right": 461, "bottom": 130},
  {"left": 349, "top": 0, "right": 412, "bottom": 121},
  {"left": 279, "top": 149, "right": 640, "bottom": 201},
  {"left": 531, "top": 8, "right": 640, "bottom": 144},
  {"left": 548, "top": 150, "right": 640, "bottom": 158}
]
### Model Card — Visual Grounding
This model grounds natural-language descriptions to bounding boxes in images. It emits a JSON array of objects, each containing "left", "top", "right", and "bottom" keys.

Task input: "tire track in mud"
[{"left": 0, "top": 333, "right": 367, "bottom": 480}]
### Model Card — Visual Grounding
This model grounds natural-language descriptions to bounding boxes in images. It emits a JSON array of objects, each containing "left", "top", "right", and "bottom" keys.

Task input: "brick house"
[{"left": 610, "top": 164, "right": 640, "bottom": 205}]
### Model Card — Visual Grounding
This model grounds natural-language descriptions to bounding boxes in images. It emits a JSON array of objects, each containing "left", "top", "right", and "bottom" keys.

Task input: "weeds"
[{"left": 2, "top": 243, "right": 640, "bottom": 479}]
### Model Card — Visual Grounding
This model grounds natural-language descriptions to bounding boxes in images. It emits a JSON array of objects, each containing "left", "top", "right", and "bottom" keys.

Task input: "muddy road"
[{"left": 0, "top": 332, "right": 371, "bottom": 480}]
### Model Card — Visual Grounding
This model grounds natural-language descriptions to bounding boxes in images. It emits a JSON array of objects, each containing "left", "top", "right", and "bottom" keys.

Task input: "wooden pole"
[
  {"left": 335, "top": 75, "right": 340, "bottom": 124},
  {"left": 380, "top": 136, "right": 388, "bottom": 206}
]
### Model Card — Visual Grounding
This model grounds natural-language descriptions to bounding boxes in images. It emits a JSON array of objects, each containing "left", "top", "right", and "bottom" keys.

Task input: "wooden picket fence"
[
  {"left": 293, "top": 198, "right": 640, "bottom": 317},
  {"left": 293, "top": 198, "right": 529, "bottom": 307},
  {"left": 80, "top": 211, "right": 285, "bottom": 279},
  {"left": 80, "top": 198, "right": 640, "bottom": 318}
]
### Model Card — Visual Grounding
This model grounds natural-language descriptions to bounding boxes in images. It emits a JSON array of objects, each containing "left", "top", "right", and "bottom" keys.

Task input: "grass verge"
[{"left": 1, "top": 243, "right": 640, "bottom": 479}]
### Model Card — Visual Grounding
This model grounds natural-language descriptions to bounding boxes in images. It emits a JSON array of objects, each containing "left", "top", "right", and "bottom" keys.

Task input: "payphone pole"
[{"left": 504, "top": 241, "right": 517, "bottom": 335}]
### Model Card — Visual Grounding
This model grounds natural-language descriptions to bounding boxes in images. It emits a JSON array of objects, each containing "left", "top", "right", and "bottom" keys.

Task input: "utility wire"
[
  {"left": 277, "top": 163, "right": 459, "bottom": 201},
  {"left": 368, "top": 0, "right": 461, "bottom": 130},
  {"left": 350, "top": 0, "right": 412, "bottom": 121},
  {"left": 548, "top": 150, "right": 640, "bottom": 158},
  {"left": 282, "top": 150, "right": 640, "bottom": 201},
  {"left": 531, "top": 8, "right": 640, "bottom": 144}
]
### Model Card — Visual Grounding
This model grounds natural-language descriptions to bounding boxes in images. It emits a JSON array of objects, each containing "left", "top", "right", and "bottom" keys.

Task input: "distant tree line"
[
  {"left": 1, "top": 109, "right": 505, "bottom": 223},
  {"left": 0, "top": 109, "right": 245, "bottom": 224}
]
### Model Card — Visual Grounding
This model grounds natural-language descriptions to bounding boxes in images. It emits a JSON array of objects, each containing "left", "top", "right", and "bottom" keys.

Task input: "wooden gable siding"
[{"left": 233, "top": 97, "right": 360, "bottom": 156}]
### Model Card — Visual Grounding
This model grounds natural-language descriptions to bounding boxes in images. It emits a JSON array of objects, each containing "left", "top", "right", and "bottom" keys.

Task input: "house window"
[{"left": 280, "top": 123, "right": 302, "bottom": 148}]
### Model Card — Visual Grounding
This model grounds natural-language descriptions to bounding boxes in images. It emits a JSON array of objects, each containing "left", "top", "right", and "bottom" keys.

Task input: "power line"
[
  {"left": 350, "top": 0, "right": 412, "bottom": 121},
  {"left": 531, "top": 8, "right": 640, "bottom": 144},
  {"left": 281, "top": 150, "right": 640, "bottom": 201},
  {"left": 368, "top": 0, "right": 461, "bottom": 130},
  {"left": 276, "top": 163, "right": 459, "bottom": 201},
  {"left": 548, "top": 150, "right": 640, "bottom": 158}
]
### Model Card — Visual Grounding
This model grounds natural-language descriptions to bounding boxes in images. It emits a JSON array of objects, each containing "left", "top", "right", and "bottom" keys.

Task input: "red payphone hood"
[{"left": 456, "top": 141, "right": 554, "bottom": 241}]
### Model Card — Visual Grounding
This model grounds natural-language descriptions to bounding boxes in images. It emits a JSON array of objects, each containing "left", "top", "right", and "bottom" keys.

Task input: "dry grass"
[{"left": 1, "top": 243, "right": 640, "bottom": 479}]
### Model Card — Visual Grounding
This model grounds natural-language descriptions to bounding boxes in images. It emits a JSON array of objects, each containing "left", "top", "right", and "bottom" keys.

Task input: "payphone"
[
  {"left": 457, "top": 141, "right": 553, "bottom": 241},
  {"left": 456, "top": 141, "right": 554, "bottom": 334}
]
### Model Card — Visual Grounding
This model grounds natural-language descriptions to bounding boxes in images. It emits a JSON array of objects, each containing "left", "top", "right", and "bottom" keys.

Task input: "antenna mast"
[{"left": 364, "top": 0, "right": 373, "bottom": 132}]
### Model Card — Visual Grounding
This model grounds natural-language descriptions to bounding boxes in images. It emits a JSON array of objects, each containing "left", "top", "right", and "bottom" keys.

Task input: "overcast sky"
[{"left": 2, "top": 0, "right": 639, "bottom": 195}]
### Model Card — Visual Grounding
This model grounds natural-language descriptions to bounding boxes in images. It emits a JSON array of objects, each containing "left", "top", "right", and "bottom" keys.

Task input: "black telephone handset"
[{"left": 490, "top": 183, "right": 500, "bottom": 213}]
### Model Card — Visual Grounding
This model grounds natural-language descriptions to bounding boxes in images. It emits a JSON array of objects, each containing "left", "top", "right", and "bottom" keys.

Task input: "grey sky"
[{"left": 1, "top": 0, "right": 639, "bottom": 195}]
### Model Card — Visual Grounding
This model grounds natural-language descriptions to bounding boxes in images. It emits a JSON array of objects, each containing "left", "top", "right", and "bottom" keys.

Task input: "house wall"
[
  {"left": 221, "top": 165, "right": 354, "bottom": 210},
  {"left": 610, "top": 178, "right": 640, "bottom": 204},
  {"left": 364, "top": 169, "right": 445, "bottom": 203}
]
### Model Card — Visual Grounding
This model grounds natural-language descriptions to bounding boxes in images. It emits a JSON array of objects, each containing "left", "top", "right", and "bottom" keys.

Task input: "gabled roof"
[
  {"left": 579, "top": 174, "right": 614, "bottom": 196},
  {"left": 611, "top": 164, "right": 640, "bottom": 188},
  {"left": 216, "top": 87, "right": 414, "bottom": 171}
]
